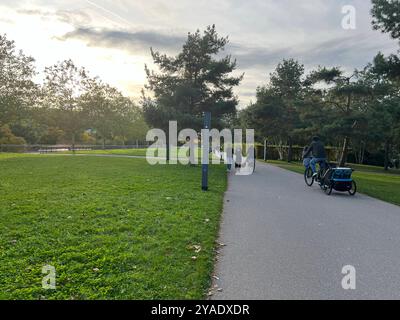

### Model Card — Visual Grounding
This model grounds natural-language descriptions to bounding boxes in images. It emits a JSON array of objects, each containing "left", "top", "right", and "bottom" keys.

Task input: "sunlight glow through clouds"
[
  {"left": 0, "top": 3, "right": 151, "bottom": 100},
  {"left": 1, "top": 0, "right": 399, "bottom": 107}
]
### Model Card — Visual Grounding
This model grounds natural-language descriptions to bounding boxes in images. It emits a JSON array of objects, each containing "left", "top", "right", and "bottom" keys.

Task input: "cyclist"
[
  {"left": 303, "top": 136, "right": 327, "bottom": 177},
  {"left": 302, "top": 146, "right": 312, "bottom": 168}
]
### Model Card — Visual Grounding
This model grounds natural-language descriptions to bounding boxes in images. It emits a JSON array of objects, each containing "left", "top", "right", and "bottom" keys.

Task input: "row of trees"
[
  {"left": 1, "top": 0, "right": 398, "bottom": 169},
  {"left": 140, "top": 1, "right": 399, "bottom": 169},
  {"left": 141, "top": 25, "right": 242, "bottom": 160},
  {"left": 237, "top": 0, "right": 400, "bottom": 168},
  {"left": 239, "top": 53, "right": 400, "bottom": 168},
  {"left": 0, "top": 35, "right": 148, "bottom": 147}
]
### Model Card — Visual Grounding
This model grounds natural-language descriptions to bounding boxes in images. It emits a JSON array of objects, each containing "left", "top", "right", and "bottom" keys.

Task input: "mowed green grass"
[
  {"left": 267, "top": 160, "right": 400, "bottom": 206},
  {"left": 58, "top": 147, "right": 218, "bottom": 161},
  {"left": 0, "top": 153, "right": 227, "bottom": 299},
  {"left": 58, "top": 148, "right": 148, "bottom": 157}
]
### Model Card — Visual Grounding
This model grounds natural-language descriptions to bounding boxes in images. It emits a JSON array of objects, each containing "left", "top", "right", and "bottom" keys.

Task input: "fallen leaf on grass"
[{"left": 188, "top": 244, "right": 202, "bottom": 253}]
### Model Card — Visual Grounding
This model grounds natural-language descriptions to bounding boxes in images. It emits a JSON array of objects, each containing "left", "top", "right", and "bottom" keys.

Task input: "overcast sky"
[{"left": 1, "top": 0, "right": 398, "bottom": 107}]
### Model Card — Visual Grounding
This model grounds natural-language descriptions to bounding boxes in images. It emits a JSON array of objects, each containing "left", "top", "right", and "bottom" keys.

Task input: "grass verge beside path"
[
  {"left": 0, "top": 154, "right": 227, "bottom": 299},
  {"left": 57, "top": 148, "right": 148, "bottom": 157},
  {"left": 267, "top": 160, "right": 400, "bottom": 206},
  {"left": 57, "top": 147, "right": 220, "bottom": 161}
]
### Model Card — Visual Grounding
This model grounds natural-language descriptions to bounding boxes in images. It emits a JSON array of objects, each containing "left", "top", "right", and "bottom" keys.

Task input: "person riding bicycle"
[
  {"left": 303, "top": 136, "right": 327, "bottom": 177},
  {"left": 302, "top": 146, "right": 312, "bottom": 168}
]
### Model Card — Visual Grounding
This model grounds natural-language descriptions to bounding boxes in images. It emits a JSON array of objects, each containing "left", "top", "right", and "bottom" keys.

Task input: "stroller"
[{"left": 320, "top": 166, "right": 357, "bottom": 196}]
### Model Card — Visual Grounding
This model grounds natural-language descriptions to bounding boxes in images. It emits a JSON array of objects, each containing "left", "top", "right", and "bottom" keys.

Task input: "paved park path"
[{"left": 212, "top": 162, "right": 400, "bottom": 299}]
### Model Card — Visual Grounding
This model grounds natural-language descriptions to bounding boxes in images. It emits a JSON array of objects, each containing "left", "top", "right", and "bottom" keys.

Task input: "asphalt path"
[{"left": 212, "top": 162, "right": 400, "bottom": 299}]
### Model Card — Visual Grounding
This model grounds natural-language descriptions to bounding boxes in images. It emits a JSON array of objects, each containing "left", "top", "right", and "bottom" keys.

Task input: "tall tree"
[
  {"left": 142, "top": 25, "right": 243, "bottom": 159},
  {"left": 82, "top": 79, "right": 124, "bottom": 147},
  {"left": 241, "top": 59, "right": 304, "bottom": 161},
  {"left": 371, "top": 0, "right": 400, "bottom": 41},
  {"left": 371, "top": 0, "right": 400, "bottom": 78},
  {"left": 361, "top": 53, "right": 400, "bottom": 170},
  {"left": 42, "top": 59, "right": 90, "bottom": 149},
  {"left": 307, "top": 67, "right": 370, "bottom": 166},
  {"left": 81, "top": 78, "right": 147, "bottom": 147},
  {"left": 0, "top": 34, "right": 37, "bottom": 127},
  {"left": 113, "top": 102, "right": 149, "bottom": 144},
  {"left": 240, "top": 89, "right": 288, "bottom": 160},
  {"left": 270, "top": 59, "right": 305, "bottom": 100},
  {"left": 270, "top": 59, "right": 304, "bottom": 161}
]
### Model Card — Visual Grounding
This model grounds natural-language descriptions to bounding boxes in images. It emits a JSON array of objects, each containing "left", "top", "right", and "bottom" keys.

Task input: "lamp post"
[{"left": 202, "top": 112, "right": 211, "bottom": 191}]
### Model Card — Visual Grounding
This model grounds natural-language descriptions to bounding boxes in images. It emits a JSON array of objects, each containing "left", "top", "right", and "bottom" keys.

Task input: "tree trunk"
[
  {"left": 359, "top": 141, "right": 366, "bottom": 165},
  {"left": 287, "top": 137, "right": 293, "bottom": 163},
  {"left": 277, "top": 144, "right": 284, "bottom": 161},
  {"left": 339, "top": 136, "right": 349, "bottom": 167},
  {"left": 102, "top": 138, "right": 106, "bottom": 150},
  {"left": 336, "top": 143, "right": 341, "bottom": 163},
  {"left": 384, "top": 140, "right": 390, "bottom": 171},
  {"left": 263, "top": 139, "right": 267, "bottom": 162}
]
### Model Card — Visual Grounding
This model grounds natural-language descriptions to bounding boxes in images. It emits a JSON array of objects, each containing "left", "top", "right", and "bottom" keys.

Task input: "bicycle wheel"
[
  {"left": 325, "top": 184, "right": 333, "bottom": 195},
  {"left": 348, "top": 180, "right": 357, "bottom": 196},
  {"left": 304, "top": 167, "right": 314, "bottom": 186},
  {"left": 323, "top": 183, "right": 333, "bottom": 196}
]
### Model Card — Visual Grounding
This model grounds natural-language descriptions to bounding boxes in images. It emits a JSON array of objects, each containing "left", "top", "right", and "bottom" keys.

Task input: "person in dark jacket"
[{"left": 303, "top": 136, "right": 327, "bottom": 175}]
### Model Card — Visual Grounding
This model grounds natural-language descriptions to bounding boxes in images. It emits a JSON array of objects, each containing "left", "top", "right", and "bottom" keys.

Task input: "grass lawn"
[
  {"left": 0, "top": 153, "right": 227, "bottom": 299},
  {"left": 57, "top": 148, "right": 148, "bottom": 157},
  {"left": 56, "top": 147, "right": 220, "bottom": 162},
  {"left": 267, "top": 160, "right": 400, "bottom": 206}
]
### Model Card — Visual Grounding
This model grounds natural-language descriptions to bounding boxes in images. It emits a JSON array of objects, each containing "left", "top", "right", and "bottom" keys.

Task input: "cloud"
[
  {"left": 17, "top": 8, "right": 92, "bottom": 26},
  {"left": 228, "top": 32, "right": 398, "bottom": 73},
  {"left": 228, "top": 43, "right": 292, "bottom": 69},
  {"left": 16, "top": 1, "right": 399, "bottom": 73},
  {"left": 17, "top": 9, "right": 44, "bottom": 15},
  {"left": 57, "top": 27, "right": 185, "bottom": 54},
  {"left": 6, "top": 0, "right": 400, "bottom": 108},
  {"left": 299, "top": 32, "right": 398, "bottom": 71},
  {"left": 57, "top": 24, "right": 397, "bottom": 75}
]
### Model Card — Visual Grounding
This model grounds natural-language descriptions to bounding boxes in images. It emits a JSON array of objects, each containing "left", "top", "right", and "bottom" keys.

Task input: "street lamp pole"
[{"left": 202, "top": 112, "right": 211, "bottom": 191}]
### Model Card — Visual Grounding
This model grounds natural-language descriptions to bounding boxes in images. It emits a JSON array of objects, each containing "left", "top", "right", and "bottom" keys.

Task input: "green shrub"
[{"left": 0, "top": 125, "right": 26, "bottom": 152}]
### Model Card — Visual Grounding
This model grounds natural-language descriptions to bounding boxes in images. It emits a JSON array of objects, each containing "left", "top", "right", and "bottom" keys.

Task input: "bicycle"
[{"left": 304, "top": 159, "right": 329, "bottom": 187}]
